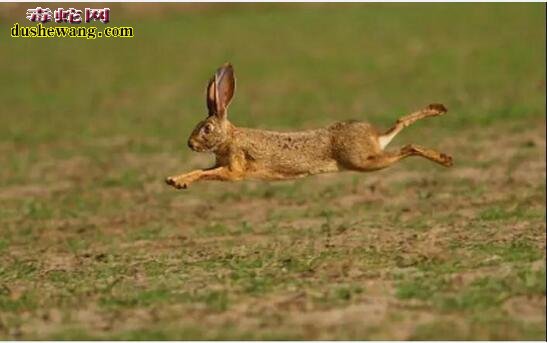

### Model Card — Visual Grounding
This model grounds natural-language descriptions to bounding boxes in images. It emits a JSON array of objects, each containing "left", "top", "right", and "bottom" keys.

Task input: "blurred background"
[
  {"left": 0, "top": 3, "right": 545, "bottom": 340},
  {"left": 1, "top": 3, "right": 544, "bottom": 147}
]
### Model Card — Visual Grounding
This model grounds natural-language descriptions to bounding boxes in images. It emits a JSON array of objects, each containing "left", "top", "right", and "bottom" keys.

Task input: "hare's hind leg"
[
  {"left": 354, "top": 144, "right": 453, "bottom": 171},
  {"left": 379, "top": 104, "right": 447, "bottom": 149},
  {"left": 400, "top": 144, "right": 453, "bottom": 167}
]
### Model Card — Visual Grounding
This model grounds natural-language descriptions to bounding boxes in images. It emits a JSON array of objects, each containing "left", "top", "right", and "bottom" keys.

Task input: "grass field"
[{"left": 0, "top": 3, "right": 545, "bottom": 340}]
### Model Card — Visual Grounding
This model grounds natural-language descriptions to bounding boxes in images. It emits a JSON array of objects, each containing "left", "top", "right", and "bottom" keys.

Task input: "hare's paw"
[
  {"left": 439, "top": 153, "right": 453, "bottom": 167},
  {"left": 165, "top": 176, "right": 188, "bottom": 189},
  {"left": 427, "top": 103, "right": 448, "bottom": 115}
]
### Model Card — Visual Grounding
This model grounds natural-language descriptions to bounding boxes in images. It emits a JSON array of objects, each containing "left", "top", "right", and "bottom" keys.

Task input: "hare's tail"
[{"left": 378, "top": 104, "right": 447, "bottom": 149}]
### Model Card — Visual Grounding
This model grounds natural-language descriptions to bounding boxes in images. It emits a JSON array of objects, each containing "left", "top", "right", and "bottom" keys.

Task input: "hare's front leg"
[
  {"left": 165, "top": 170, "right": 203, "bottom": 189},
  {"left": 165, "top": 167, "right": 240, "bottom": 189}
]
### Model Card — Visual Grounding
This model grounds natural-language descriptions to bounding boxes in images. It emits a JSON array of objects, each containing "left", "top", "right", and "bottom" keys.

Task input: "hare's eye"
[{"left": 202, "top": 124, "right": 213, "bottom": 134}]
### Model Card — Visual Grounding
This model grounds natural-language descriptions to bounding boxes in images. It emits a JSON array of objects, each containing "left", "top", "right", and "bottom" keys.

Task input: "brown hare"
[{"left": 165, "top": 63, "right": 453, "bottom": 189}]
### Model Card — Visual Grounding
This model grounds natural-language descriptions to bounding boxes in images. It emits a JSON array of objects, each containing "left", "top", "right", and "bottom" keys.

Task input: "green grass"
[{"left": 0, "top": 3, "right": 545, "bottom": 340}]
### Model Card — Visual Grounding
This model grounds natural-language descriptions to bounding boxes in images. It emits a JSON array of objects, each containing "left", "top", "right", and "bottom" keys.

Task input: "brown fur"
[{"left": 165, "top": 63, "right": 453, "bottom": 189}]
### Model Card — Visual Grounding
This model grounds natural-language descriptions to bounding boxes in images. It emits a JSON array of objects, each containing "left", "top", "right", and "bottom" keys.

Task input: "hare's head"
[{"left": 188, "top": 63, "right": 236, "bottom": 153}]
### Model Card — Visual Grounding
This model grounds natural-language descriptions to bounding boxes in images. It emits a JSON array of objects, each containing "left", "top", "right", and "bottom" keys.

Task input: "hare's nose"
[{"left": 188, "top": 140, "right": 195, "bottom": 150}]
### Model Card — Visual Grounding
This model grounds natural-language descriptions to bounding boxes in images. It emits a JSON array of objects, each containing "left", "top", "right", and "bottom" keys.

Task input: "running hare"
[{"left": 165, "top": 63, "right": 452, "bottom": 189}]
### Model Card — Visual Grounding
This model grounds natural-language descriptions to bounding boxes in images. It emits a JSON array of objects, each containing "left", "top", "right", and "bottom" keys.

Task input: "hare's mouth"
[
  {"left": 188, "top": 140, "right": 208, "bottom": 152},
  {"left": 187, "top": 140, "right": 197, "bottom": 151}
]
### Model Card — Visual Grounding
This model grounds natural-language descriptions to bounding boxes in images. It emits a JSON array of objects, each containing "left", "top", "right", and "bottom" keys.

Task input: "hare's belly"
[
  {"left": 262, "top": 149, "right": 339, "bottom": 176},
  {"left": 248, "top": 159, "right": 339, "bottom": 181}
]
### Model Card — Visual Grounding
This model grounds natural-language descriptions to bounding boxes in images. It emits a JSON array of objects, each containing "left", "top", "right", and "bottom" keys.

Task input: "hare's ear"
[
  {"left": 213, "top": 63, "right": 235, "bottom": 119},
  {"left": 206, "top": 77, "right": 216, "bottom": 116}
]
